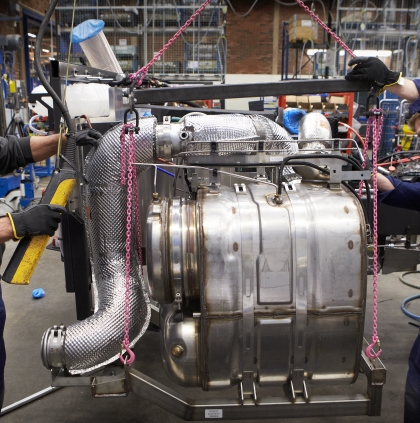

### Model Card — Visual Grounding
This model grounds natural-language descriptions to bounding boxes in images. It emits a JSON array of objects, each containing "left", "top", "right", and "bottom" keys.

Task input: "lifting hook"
[{"left": 366, "top": 339, "right": 382, "bottom": 360}]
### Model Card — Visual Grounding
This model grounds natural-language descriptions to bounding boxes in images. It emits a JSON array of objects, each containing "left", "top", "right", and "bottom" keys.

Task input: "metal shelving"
[
  {"left": 336, "top": 0, "right": 420, "bottom": 78},
  {"left": 55, "top": 0, "right": 225, "bottom": 82}
]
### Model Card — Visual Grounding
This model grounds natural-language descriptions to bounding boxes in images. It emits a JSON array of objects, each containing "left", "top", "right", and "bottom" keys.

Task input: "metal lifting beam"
[{"left": 133, "top": 79, "right": 371, "bottom": 104}]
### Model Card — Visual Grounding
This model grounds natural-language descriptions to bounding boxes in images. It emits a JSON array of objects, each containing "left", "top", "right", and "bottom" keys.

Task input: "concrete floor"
[{"left": 0, "top": 240, "right": 419, "bottom": 423}]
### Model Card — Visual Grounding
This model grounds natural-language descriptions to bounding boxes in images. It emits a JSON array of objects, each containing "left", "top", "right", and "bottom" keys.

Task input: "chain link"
[
  {"left": 129, "top": 0, "right": 212, "bottom": 87},
  {"left": 358, "top": 127, "right": 370, "bottom": 197}
]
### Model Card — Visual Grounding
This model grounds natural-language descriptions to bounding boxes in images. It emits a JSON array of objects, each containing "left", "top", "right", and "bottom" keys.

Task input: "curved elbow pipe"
[{"left": 42, "top": 117, "right": 156, "bottom": 374}]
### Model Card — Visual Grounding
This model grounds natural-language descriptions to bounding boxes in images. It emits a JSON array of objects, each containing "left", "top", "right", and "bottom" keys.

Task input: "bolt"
[
  {"left": 274, "top": 194, "right": 283, "bottom": 205},
  {"left": 171, "top": 345, "right": 185, "bottom": 358},
  {"left": 152, "top": 192, "right": 159, "bottom": 201}
]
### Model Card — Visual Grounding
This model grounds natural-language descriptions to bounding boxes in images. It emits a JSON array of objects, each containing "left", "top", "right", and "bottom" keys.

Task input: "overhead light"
[
  {"left": 307, "top": 49, "right": 326, "bottom": 56},
  {"left": 353, "top": 49, "right": 392, "bottom": 57},
  {"left": 377, "top": 50, "right": 392, "bottom": 57},
  {"left": 340, "top": 49, "right": 393, "bottom": 58},
  {"left": 42, "top": 49, "right": 50, "bottom": 53},
  {"left": 28, "top": 33, "right": 36, "bottom": 38}
]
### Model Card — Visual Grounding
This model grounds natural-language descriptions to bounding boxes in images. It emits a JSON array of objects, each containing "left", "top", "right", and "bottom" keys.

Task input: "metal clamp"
[{"left": 170, "top": 198, "right": 183, "bottom": 305}]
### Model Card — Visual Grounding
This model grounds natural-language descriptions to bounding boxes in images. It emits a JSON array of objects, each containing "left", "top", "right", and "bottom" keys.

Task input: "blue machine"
[{"left": 0, "top": 164, "right": 38, "bottom": 216}]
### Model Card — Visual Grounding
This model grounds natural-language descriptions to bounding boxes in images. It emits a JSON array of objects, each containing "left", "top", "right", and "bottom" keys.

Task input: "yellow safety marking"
[{"left": 10, "top": 178, "right": 76, "bottom": 285}]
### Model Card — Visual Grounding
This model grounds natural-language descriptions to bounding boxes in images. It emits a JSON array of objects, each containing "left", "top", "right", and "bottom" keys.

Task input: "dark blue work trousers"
[
  {"left": 405, "top": 331, "right": 420, "bottom": 423},
  {"left": 0, "top": 283, "right": 6, "bottom": 410}
]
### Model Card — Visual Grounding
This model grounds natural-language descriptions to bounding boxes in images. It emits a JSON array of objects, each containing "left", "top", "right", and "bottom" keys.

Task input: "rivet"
[{"left": 171, "top": 345, "right": 185, "bottom": 358}]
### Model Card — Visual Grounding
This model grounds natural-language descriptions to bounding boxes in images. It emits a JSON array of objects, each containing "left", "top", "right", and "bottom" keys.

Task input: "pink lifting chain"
[
  {"left": 366, "top": 110, "right": 384, "bottom": 360},
  {"left": 119, "top": 123, "right": 137, "bottom": 365},
  {"left": 118, "top": 0, "right": 211, "bottom": 366},
  {"left": 129, "top": 0, "right": 213, "bottom": 87},
  {"left": 296, "top": 0, "right": 384, "bottom": 358}
]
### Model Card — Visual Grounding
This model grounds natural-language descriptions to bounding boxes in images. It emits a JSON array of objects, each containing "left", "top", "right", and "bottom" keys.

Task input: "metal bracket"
[
  {"left": 234, "top": 183, "right": 247, "bottom": 195},
  {"left": 288, "top": 379, "right": 309, "bottom": 403},
  {"left": 238, "top": 377, "right": 257, "bottom": 404},
  {"left": 282, "top": 182, "right": 297, "bottom": 192},
  {"left": 208, "top": 169, "right": 220, "bottom": 193},
  {"left": 360, "top": 338, "right": 387, "bottom": 416},
  {"left": 91, "top": 369, "right": 129, "bottom": 397}
]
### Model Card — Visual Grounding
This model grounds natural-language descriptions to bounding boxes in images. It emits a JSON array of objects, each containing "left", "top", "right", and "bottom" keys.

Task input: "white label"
[
  {"left": 188, "top": 61, "right": 199, "bottom": 69},
  {"left": 205, "top": 409, "right": 223, "bottom": 418},
  {"left": 153, "top": 52, "right": 161, "bottom": 61},
  {"left": 269, "top": 156, "right": 283, "bottom": 162},
  {"left": 301, "top": 20, "right": 312, "bottom": 27},
  {"left": 119, "top": 38, "right": 127, "bottom": 46}
]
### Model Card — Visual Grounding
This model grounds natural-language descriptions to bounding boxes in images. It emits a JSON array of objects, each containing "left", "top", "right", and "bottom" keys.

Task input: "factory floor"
[{"left": 0, "top": 242, "right": 419, "bottom": 423}]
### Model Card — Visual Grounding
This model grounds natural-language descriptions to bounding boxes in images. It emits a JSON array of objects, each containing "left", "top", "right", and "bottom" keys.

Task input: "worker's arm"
[
  {"left": 0, "top": 204, "right": 66, "bottom": 244},
  {"left": 386, "top": 79, "right": 419, "bottom": 102},
  {"left": 345, "top": 57, "right": 420, "bottom": 102},
  {"left": 376, "top": 175, "right": 420, "bottom": 211},
  {"left": 376, "top": 173, "right": 396, "bottom": 192},
  {"left": 0, "top": 130, "right": 102, "bottom": 174},
  {"left": 0, "top": 217, "right": 14, "bottom": 243},
  {"left": 30, "top": 133, "right": 67, "bottom": 163},
  {"left": 30, "top": 129, "right": 101, "bottom": 162},
  {"left": 0, "top": 133, "right": 67, "bottom": 174}
]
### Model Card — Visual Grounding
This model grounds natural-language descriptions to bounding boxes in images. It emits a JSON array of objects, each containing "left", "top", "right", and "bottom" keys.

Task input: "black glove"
[
  {"left": 68, "top": 129, "right": 102, "bottom": 148},
  {"left": 8, "top": 204, "right": 66, "bottom": 239},
  {"left": 345, "top": 57, "right": 401, "bottom": 92}
]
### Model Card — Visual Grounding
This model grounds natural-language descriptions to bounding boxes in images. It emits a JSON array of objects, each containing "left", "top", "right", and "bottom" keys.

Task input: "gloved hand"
[
  {"left": 67, "top": 129, "right": 102, "bottom": 147},
  {"left": 345, "top": 57, "right": 401, "bottom": 92},
  {"left": 7, "top": 204, "right": 66, "bottom": 239}
]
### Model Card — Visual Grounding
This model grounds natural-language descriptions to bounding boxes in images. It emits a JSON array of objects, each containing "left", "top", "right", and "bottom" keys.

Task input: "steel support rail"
[
  {"left": 133, "top": 79, "right": 371, "bottom": 104},
  {"left": 128, "top": 369, "right": 370, "bottom": 420},
  {"left": 48, "top": 347, "right": 385, "bottom": 421}
]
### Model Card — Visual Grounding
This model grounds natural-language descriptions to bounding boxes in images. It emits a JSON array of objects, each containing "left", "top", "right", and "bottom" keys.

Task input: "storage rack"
[
  {"left": 336, "top": 0, "right": 420, "bottom": 78},
  {"left": 55, "top": 0, "right": 224, "bottom": 83}
]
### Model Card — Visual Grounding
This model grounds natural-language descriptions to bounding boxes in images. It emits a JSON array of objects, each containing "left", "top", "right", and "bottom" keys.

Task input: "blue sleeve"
[
  {"left": 413, "top": 79, "right": 420, "bottom": 95},
  {"left": 378, "top": 176, "right": 420, "bottom": 211}
]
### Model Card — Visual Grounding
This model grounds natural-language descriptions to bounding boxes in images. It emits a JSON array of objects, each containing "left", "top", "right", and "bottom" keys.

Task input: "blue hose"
[
  {"left": 401, "top": 294, "right": 420, "bottom": 321},
  {"left": 157, "top": 167, "right": 175, "bottom": 177}
]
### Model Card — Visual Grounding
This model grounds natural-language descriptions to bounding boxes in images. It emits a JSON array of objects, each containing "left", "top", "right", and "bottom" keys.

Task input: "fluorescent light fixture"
[
  {"left": 377, "top": 50, "right": 392, "bottom": 57},
  {"left": 353, "top": 49, "right": 392, "bottom": 57},
  {"left": 307, "top": 49, "right": 327, "bottom": 56},
  {"left": 28, "top": 33, "right": 36, "bottom": 38},
  {"left": 42, "top": 49, "right": 50, "bottom": 53},
  {"left": 340, "top": 49, "right": 392, "bottom": 57}
]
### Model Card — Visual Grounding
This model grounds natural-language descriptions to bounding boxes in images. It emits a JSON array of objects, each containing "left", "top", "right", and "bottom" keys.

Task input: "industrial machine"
[
  {"left": 3, "top": 0, "right": 394, "bottom": 419},
  {"left": 22, "top": 57, "right": 388, "bottom": 419}
]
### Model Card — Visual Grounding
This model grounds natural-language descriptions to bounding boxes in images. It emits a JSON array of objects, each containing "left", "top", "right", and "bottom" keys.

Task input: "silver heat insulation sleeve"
[
  {"left": 181, "top": 113, "right": 298, "bottom": 155},
  {"left": 63, "top": 117, "right": 155, "bottom": 374},
  {"left": 180, "top": 113, "right": 298, "bottom": 175}
]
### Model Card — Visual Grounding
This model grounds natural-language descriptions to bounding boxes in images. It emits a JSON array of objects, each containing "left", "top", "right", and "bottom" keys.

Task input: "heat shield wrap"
[
  {"left": 63, "top": 117, "right": 155, "bottom": 374},
  {"left": 180, "top": 113, "right": 298, "bottom": 157}
]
